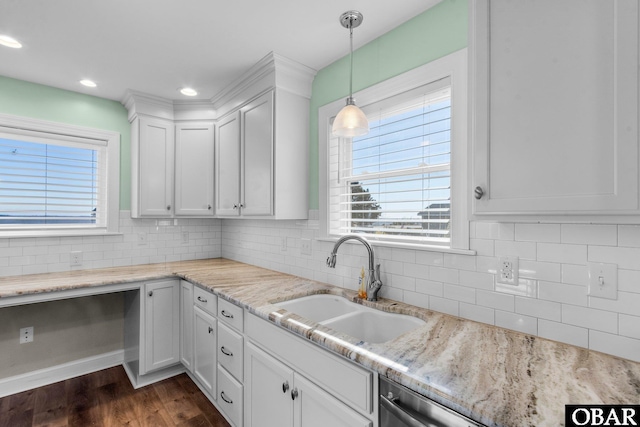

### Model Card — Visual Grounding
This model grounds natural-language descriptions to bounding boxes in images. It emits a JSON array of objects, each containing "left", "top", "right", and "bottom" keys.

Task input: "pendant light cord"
[{"left": 349, "top": 23, "right": 354, "bottom": 99}]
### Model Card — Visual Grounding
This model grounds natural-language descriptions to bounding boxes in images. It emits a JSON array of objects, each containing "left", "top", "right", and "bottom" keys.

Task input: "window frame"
[
  {"left": 318, "top": 49, "right": 470, "bottom": 252},
  {"left": 0, "top": 113, "right": 120, "bottom": 237}
]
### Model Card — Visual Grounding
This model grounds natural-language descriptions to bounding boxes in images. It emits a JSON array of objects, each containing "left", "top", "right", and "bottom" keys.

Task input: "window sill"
[{"left": 316, "top": 236, "right": 476, "bottom": 256}]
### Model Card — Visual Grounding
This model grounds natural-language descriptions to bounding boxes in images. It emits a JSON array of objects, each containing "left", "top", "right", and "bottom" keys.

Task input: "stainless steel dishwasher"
[{"left": 380, "top": 376, "right": 485, "bottom": 427}]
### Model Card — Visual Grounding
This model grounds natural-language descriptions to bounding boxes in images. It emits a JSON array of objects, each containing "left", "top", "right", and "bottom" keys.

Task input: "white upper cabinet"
[
  {"left": 213, "top": 53, "right": 316, "bottom": 220},
  {"left": 470, "top": 0, "right": 639, "bottom": 219},
  {"left": 175, "top": 122, "right": 215, "bottom": 216},
  {"left": 132, "top": 116, "right": 175, "bottom": 217},
  {"left": 216, "top": 111, "right": 242, "bottom": 216}
]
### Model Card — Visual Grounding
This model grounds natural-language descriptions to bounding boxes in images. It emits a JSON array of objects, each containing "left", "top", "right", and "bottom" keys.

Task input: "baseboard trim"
[{"left": 0, "top": 350, "right": 124, "bottom": 398}]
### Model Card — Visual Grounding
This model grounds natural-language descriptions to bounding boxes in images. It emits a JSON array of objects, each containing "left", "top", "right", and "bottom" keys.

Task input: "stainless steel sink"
[{"left": 276, "top": 294, "right": 426, "bottom": 344}]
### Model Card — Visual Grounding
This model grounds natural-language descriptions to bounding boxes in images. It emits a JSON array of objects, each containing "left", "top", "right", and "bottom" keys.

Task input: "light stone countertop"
[{"left": 1, "top": 258, "right": 638, "bottom": 426}]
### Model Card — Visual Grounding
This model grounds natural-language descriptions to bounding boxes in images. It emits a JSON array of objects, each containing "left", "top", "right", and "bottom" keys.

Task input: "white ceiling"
[{"left": 0, "top": 0, "right": 441, "bottom": 103}]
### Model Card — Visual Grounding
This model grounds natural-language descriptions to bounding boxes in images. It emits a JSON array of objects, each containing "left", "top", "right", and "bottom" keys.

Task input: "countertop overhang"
[{"left": 1, "top": 258, "right": 638, "bottom": 426}]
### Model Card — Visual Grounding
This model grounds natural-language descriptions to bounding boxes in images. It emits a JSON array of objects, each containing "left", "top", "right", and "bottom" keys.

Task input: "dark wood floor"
[{"left": 0, "top": 366, "right": 231, "bottom": 427}]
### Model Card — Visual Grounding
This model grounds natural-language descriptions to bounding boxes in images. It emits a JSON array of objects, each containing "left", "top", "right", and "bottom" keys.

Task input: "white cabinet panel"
[
  {"left": 175, "top": 122, "right": 214, "bottom": 216},
  {"left": 216, "top": 111, "right": 242, "bottom": 216},
  {"left": 180, "top": 280, "right": 194, "bottom": 372},
  {"left": 471, "top": 0, "right": 639, "bottom": 217},
  {"left": 241, "top": 91, "right": 273, "bottom": 216},
  {"left": 218, "top": 364, "right": 244, "bottom": 427},
  {"left": 142, "top": 280, "right": 180, "bottom": 374},
  {"left": 218, "top": 322, "right": 243, "bottom": 381},
  {"left": 295, "top": 374, "right": 372, "bottom": 427},
  {"left": 134, "top": 117, "right": 174, "bottom": 217},
  {"left": 244, "top": 341, "right": 294, "bottom": 427},
  {"left": 194, "top": 306, "right": 217, "bottom": 397}
]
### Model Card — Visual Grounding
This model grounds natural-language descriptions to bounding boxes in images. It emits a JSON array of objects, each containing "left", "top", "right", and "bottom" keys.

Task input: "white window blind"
[
  {"left": 0, "top": 134, "right": 108, "bottom": 229},
  {"left": 329, "top": 78, "right": 452, "bottom": 245}
]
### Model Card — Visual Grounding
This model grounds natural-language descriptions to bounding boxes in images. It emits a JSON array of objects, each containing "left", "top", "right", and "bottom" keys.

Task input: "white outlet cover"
[
  {"left": 301, "top": 238, "right": 312, "bottom": 255},
  {"left": 497, "top": 256, "right": 519, "bottom": 285},
  {"left": 588, "top": 262, "right": 617, "bottom": 300}
]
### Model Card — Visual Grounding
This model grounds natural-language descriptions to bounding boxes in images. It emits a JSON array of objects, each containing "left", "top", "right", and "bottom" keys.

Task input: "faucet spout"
[{"left": 326, "top": 235, "right": 383, "bottom": 301}]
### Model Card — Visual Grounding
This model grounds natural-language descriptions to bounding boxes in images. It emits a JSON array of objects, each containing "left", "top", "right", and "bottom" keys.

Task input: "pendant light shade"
[
  {"left": 332, "top": 11, "right": 369, "bottom": 138},
  {"left": 332, "top": 98, "right": 369, "bottom": 137}
]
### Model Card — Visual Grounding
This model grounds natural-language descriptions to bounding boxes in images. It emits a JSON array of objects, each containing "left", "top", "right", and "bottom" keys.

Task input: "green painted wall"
[
  {"left": 0, "top": 75, "right": 131, "bottom": 210},
  {"left": 308, "top": 0, "right": 468, "bottom": 209}
]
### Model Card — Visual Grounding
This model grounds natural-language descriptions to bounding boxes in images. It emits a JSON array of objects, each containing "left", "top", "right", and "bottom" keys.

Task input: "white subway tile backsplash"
[
  {"left": 470, "top": 238, "right": 494, "bottom": 256},
  {"left": 495, "top": 311, "right": 537, "bottom": 335},
  {"left": 561, "top": 264, "right": 588, "bottom": 286},
  {"left": 519, "top": 260, "right": 561, "bottom": 282},
  {"left": 515, "top": 297, "right": 561, "bottom": 322},
  {"left": 538, "top": 281, "right": 588, "bottom": 306},
  {"left": 588, "top": 245, "right": 640, "bottom": 270},
  {"left": 562, "top": 304, "right": 618, "bottom": 334},
  {"left": 403, "top": 291, "right": 430, "bottom": 310},
  {"left": 561, "top": 224, "right": 617, "bottom": 246},
  {"left": 495, "top": 240, "right": 536, "bottom": 260},
  {"left": 444, "top": 253, "right": 476, "bottom": 271},
  {"left": 459, "top": 270, "right": 494, "bottom": 290},
  {"left": 588, "top": 291, "right": 640, "bottom": 317},
  {"left": 415, "top": 278, "right": 444, "bottom": 297},
  {"left": 429, "top": 296, "right": 459, "bottom": 316},
  {"left": 429, "top": 266, "right": 459, "bottom": 284},
  {"left": 537, "top": 243, "right": 587, "bottom": 265},
  {"left": 515, "top": 223, "right": 561, "bottom": 243},
  {"left": 538, "top": 320, "right": 588, "bottom": 348},
  {"left": 619, "top": 314, "right": 640, "bottom": 340},
  {"left": 444, "top": 283, "right": 476, "bottom": 304},
  {"left": 476, "top": 290, "right": 515, "bottom": 311},
  {"left": 618, "top": 269, "right": 640, "bottom": 294},
  {"left": 459, "top": 303, "right": 495, "bottom": 325},
  {"left": 589, "top": 331, "right": 640, "bottom": 363},
  {"left": 618, "top": 225, "right": 640, "bottom": 248}
]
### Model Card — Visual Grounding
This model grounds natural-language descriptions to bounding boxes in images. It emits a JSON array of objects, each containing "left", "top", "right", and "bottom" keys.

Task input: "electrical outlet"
[
  {"left": 181, "top": 231, "right": 189, "bottom": 244},
  {"left": 70, "top": 251, "right": 83, "bottom": 266},
  {"left": 20, "top": 326, "right": 33, "bottom": 344},
  {"left": 137, "top": 232, "right": 147, "bottom": 245},
  {"left": 497, "top": 256, "right": 519, "bottom": 285},
  {"left": 301, "top": 238, "right": 312, "bottom": 255},
  {"left": 280, "top": 237, "right": 287, "bottom": 251},
  {"left": 588, "top": 262, "right": 618, "bottom": 300}
]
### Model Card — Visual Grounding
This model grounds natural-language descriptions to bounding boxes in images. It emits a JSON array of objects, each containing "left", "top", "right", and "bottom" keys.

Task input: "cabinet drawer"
[
  {"left": 247, "top": 314, "right": 373, "bottom": 415},
  {"left": 217, "top": 365, "right": 243, "bottom": 427},
  {"left": 218, "top": 322, "right": 243, "bottom": 381},
  {"left": 218, "top": 298, "right": 243, "bottom": 332},
  {"left": 194, "top": 286, "right": 217, "bottom": 316}
]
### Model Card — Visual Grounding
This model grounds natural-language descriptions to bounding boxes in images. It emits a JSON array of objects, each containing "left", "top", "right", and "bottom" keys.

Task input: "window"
[
  {"left": 0, "top": 114, "right": 120, "bottom": 236},
  {"left": 319, "top": 49, "right": 468, "bottom": 250}
]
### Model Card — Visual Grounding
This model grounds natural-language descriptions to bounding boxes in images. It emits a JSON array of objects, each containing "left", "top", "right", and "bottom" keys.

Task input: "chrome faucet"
[{"left": 326, "top": 235, "right": 383, "bottom": 301}]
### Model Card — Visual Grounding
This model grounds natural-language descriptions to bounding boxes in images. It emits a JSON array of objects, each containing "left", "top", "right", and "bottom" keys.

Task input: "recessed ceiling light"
[
  {"left": 0, "top": 35, "right": 22, "bottom": 49},
  {"left": 80, "top": 79, "right": 97, "bottom": 88},
  {"left": 180, "top": 88, "right": 198, "bottom": 97}
]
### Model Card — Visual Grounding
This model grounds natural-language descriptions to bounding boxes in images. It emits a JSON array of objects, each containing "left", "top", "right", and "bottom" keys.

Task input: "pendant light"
[{"left": 332, "top": 11, "right": 369, "bottom": 137}]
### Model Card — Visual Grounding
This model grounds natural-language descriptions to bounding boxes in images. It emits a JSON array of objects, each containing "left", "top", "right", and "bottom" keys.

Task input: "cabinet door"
[
  {"left": 180, "top": 280, "right": 194, "bottom": 372},
  {"left": 194, "top": 306, "right": 217, "bottom": 397},
  {"left": 241, "top": 91, "right": 274, "bottom": 216},
  {"left": 244, "top": 342, "right": 293, "bottom": 427},
  {"left": 143, "top": 280, "right": 180, "bottom": 374},
  {"left": 137, "top": 117, "right": 174, "bottom": 216},
  {"left": 471, "top": 0, "right": 639, "bottom": 216},
  {"left": 175, "top": 122, "right": 214, "bottom": 216},
  {"left": 216, "top": 112, "right": 242, "bottom": 216}
]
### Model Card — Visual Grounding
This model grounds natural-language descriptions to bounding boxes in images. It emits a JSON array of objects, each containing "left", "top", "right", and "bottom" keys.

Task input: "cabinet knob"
[
  {"left": 220, "top": 346, "right": 233, "bottom": 357},
  {"left": 239, "top": 203, "right": 245, "bottom": 208},
  {"left": 220, "top": 391, "right": 233, "bottom": 404},
  {"left": 208, "top": 204, "right": 212, "bottom": 210},
  {"left": 282, "top": 381, "right": 290, "bottom": 393},
  {"left": 474, "top": 186, "right": 484, "bottom": 200},
  {"left": 291, "top": 388, "right": 299, "bottom": 400},
  {"left": 233, "top": 204, "right": 238, "bottom": 209},
  {"left": 166, "top": 205, "right": 171, "bottom": 210},
  {"left": 208, "top": 326, "right": 213, "bottom": 334},
  {"left": 197, "top": 296, "right": 207, "bottom": 303},
  {"left": 148, "top": 291, "right": 153, "bottom": 297}
]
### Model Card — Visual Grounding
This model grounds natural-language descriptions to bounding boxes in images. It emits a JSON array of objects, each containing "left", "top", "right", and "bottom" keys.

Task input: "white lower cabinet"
[
  {"left": 244, "top": 314, "right": 376, "bottom": 427},
  {"left": 180, "top": 280, "right": 194, "bottom": 372},
  {"left": 142, "top": 280, "right": 180, "bottom": 374},
  {"left": 245, "top": 342, "right": 372, "bottom": 427},
  {"left": 218, "top": 364, "right": 244, "bottom": 426},
  {"left": 193, "top": 306, "right": 217, "bottom": 397}
]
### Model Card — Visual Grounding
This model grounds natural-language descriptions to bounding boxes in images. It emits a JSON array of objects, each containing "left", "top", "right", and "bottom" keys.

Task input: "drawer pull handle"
[
  {"left": 220, "top": 346, "right": 233, "bottom": 357},
  {"left": 208, "top": 326, "right": 213, "bottom": 334},
  {"left": 221, "top": 310, "right": 234, "bottom": 319},
  {"left": 197, "top": 296, "right": 207, "bottom": 303},
  {"left": 282, "top": 381, "right": 289, "bottom": 393},
  {"left": 220, "top": 391, "right": 233, "bottom": 405},
  {"left": 291, "top": 388, "right": 298, "bottom": 400}
]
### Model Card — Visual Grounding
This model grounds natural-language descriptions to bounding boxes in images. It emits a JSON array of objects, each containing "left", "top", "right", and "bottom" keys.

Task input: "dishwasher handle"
[{"left": 380, "top": 394, "right": 430, "bottom": 427}]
